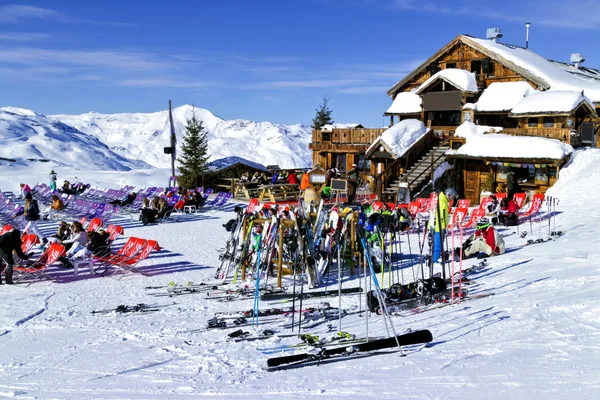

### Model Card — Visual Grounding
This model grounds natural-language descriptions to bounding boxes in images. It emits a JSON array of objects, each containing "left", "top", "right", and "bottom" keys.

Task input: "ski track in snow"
[{"left": 0, "top": 150, "right": 600, "bottom": 398}]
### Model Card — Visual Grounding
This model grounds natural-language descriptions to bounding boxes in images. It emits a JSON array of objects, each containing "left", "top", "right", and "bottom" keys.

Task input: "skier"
[
  {"left": 432, "top": 188, "right": 458, "bottom": 264},
  {"left": 49, "top": 170, "right": 57, "bottom": 191},
  {"left": 14, "top": 193, "right": 47, "bottom": 245},
  {"left": 0, "top": 229, "right": 29, "bottom": 284},
  {"left": 499, "top": 198, "right": 519, "bottom": 226},
  {"left": 458, "top": 217, "right": 506, "bottom": 259}
]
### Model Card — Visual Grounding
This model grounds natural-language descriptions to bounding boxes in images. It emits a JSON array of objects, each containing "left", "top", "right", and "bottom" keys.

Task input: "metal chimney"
[
  {"left": 570, "top": 53, "right": 585, "bottom": 69},
  {"left": 525, "top": 22, "right": 531, "bottom": 49}
]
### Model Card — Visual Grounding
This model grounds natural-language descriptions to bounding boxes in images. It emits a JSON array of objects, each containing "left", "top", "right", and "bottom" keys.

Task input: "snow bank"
[
  {"left": 451, "top": 121, "right": 572, "bottom": 160},
  {"left": 321, "top": 123, "right": 362, "bottom": 130},
  {"left": 510, "top": 90, "right": 596, "bottom": 115},
  {"left": 368, "top": 119, "right": 429, "bottom": 158},
  {"left": 469, "top": 37, "right": 600, "bottom": 102},
  {"left": 53, "top": 105, "right": 312, "bottom": 169},
  {"left": 416, "top": 68, "right": 478, "bottom": 94},
  {"left": 385, "top": 91, "right": 422, "bottom": 114},
  {"left": 476, "top": 81, "right": 536, "bottom": 112}
]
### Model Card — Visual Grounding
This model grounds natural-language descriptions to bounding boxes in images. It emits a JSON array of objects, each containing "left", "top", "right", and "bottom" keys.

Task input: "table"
[
  {"left": 233, "top": 181, "right": 260, "bottom": 200},
  {"left": 257, "top": 184, "right": 300, "bottom": 202}
]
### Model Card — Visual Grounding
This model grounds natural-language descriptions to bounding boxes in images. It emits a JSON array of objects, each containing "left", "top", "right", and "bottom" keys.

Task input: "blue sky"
[{"left": 1, "top": 0, "right": 598, "bottom": 126}]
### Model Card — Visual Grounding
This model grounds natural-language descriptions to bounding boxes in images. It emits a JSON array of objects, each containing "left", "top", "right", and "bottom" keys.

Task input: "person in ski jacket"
[
  {"left": 60, "top": 221, "right": 88, "bottom": 253},
  {"left": 462, "top": 218, "right": 506, "bottom": 258},
  {"left": 485, "top": 194, "right": 500, "bottom": 225},
  {"left": 110, "top": 192, "right": 136, "bottom": 206},
  {"left": 42, "top": 195, "right": 65, "bottom": 220},
  {"left": 0, "top": 229, "right": 29, "bottom": 284},
  {"left": 251, "top": 172, "right": 261, "bottom": 183},
  {"left": 300, "top": 172, "right": 310, "bottom": 191},
  {"left": 15, "top": 193, "right": 46, "bottom": 244},
  {"left": 51, "top": 221, "right": 71, "bottom": 242},
  {"left": 49, "top": 170, "right": 57, "bottom": 191},
  {"left": 499, "top": 198, "right": 519, "bottom": 226},
  {"left": 346, "top": 164, "right": 360, "bottom": 201},
  {"left": 432, "top": 188, "right": 457, "bottom": 263},
  {"left": 240, "top": 171, "right": 250, "bottom": 182},
  {"left": 396, "top": 206, "right": 412, "bottom": 231},
  {"left": 286, "top": 172, "right": 299, "bottom": 185},
  {"left": 19, "top": 183, "right": 31, "bottom": 199},
  {"left": 271, "top": 171, "right": 279, "bottom": 184}
]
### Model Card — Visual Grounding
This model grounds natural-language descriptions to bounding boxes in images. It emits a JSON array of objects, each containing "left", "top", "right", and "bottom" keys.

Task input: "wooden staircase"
[{"left": 382, "top": 141, "right": 449, "bottom": 201}]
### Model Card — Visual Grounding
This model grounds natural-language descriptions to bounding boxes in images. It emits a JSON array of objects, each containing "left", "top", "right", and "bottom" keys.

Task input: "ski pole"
[
  {"left": 337, "top": 235, "right": 342, "bottom": 334},
  {"left": 291, "top": 262, "right": 297, "bottom": 332},
  {"left": 451, "top": 226, "right": 455, "bottom": 304},
  {"left": 458, "top": 222, "right": 464, "bottom": 304},
  {"left": 406, "top": 230, "right": 416, "bottom": 282},
  {"left": 547, "top": 196, "right": 552, "bottom": 237}
]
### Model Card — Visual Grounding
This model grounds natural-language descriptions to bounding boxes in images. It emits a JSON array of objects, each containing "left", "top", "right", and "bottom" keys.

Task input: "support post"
[
  {"left": 168, "top": 100, "right": 177, "bottom": 188},
  {"left": 277, "top": 223, "right": 284, "bottom": 288}
]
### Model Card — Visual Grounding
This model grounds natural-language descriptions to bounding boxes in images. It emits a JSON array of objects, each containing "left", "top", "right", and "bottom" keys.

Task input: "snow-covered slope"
[
  {"left": 52, "top": 105, "right": 312, "bottom": 169},
  {"left": 0, "top": 108, "right": 149, "bottom": 171}
]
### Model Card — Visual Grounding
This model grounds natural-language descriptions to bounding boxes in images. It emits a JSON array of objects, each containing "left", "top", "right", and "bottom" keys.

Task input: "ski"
[
  {"left": 261, "top": 286, "right": 363, "bottom": 302},
  {"left": 266, "top": 329, "right": 433, "bottom": 369},
  {"left": 214, "top": 302, "right": 332, "bottom": 319},
  {"left": 91, "top": 302, "right": 176, "bottom": 315}
]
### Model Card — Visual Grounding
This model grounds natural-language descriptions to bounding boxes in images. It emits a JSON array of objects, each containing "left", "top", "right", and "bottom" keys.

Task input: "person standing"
[
  {"left": 19, "top": 183, "right": 31, "bottom": 199},
  {"left": 346, "top": 163, "right": 360, "bottom": 202},
  {"left": 432, "top": 188, "right": 458, "bottom": 264},
  {"left": 0, "top": 229, "right": 29, "bottom": 284},
  {"left": 16, "top": 193, "right": 47, "bottom": 245},
  {"left": 49, "top": 170, "right": 57, "bottom": 191}
]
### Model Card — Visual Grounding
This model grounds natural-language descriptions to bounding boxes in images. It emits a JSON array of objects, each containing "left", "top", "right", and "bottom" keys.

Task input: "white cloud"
[
  {"left": 0, "top": 32, "right": 51, "bottom": 42},
  {"left": 0, "top": 5, "right": 63, "bottom": 22}
]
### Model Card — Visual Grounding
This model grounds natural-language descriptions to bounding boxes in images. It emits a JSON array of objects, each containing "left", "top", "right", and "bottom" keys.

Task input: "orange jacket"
[
  {"left": 300, "top": 174, "right": 310, "bottom": 190},
  {"left": 52, "top": 198, "right": 64, "bottom": 210}
]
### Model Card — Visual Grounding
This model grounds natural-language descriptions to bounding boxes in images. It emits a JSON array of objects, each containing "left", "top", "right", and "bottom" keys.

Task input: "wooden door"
[{"left": 464, "top": 169, "right": 480, "bottom": 205}]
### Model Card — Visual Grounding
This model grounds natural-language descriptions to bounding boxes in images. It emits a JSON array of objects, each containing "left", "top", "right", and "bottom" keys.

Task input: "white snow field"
[{"left": 0, "top": 149, "right": 599, "bottom": 399}]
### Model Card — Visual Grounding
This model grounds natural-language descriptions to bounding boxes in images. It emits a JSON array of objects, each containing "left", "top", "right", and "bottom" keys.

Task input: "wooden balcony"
[
  {"left": 494, "top": 128, "right": 572, "bottom": 142},
  {"left": 311, "top": 128, "right": 386, "bottom": 145}
]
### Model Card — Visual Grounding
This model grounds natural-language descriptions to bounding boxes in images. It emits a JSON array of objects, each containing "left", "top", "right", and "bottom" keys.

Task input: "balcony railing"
[
  {"left": 494, "top": 128, "right": 571, "bottom": 142},
  {"left": 312, "top": 128, "right": 386, "bottom": 145}
]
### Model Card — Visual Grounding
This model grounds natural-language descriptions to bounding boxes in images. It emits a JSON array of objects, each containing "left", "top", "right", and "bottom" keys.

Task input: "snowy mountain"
[
  {"left": 52, "top": 105, "right": 312, "bottom": 169},
  {"left": 0, "top": 107, "right": 149, "bottom": 171}
]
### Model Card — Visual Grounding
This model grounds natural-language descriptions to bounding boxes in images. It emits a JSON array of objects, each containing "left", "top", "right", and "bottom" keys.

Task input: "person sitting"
[
  {"left": 110, "top": 192, "right": 136, "bottom": 206},
  {"left": 140, "top": 198, "right": 158, "bottom": 224},
  {"left": 240, "top": 171, "right": 250, "bottom": 183},
  {"left": 0, "top": 229, "right": 29, "bottom": 284},
  {"left": 485, "top": 194, "right": 500, "bottom": 225},
  {"left": 74, "top": 230, "right": 111, "bottom": 259},
  {"left": 60, "top": 180, "right": 71, "bottom": 194},
  {"left": 396, "top": 206, "right": 412, "bottom": 232},
  {"left": 271, "top": 171, "right": 279, "bottom": 184},
  {"left": 42, "top": 195, "right": 65, "bottom": 220},
  {"left": 259, "top": 172, "right": 269, "bottom": 185},
  {"left": 458, "top": 218, "right": 506, "bottom": 259},
  {"left": 51, "top": 221, "right": 71, "bottom": 242},
  {"left": 251, "top": 172, "right": 261, "bottom": 183},
  {"left": 286, "top": 171, "right": 299, "bottom": 185},
  {"left": 59, "top": 221, "right": 88, "bottom": 253},
  {"left": 499, "top": 198, "right": 519, "bottom": 226}
]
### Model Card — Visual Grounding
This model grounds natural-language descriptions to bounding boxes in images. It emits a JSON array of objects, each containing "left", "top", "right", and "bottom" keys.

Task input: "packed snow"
[
  {"left": 450, "top": 121, "right": 572, "bottom": 160},
  {"left": 0, "top": 148, "right": 599, "bottom": 399},
  {"left": 510, "top": 90, "right": 596, "bottom": 116},
  {"left": 468, "top": 36, "right": 600, "bottom": 102},
  {"left": 415, "top": 69, "right": 478, "bottom": 94},
  {"left": 321, "top": 123, "right": 363, "bottom": 130},
  {"left": 367, "top": 119, "right": 429, "bottom": 158},
  {"left": 475, "top": 81, "right": 536, "bottom": 112},
  {"left": 52, "top": 105, "right": 312, "bottom": 169},
  {"left": 385, "top": 91, "right": 422, "bottom": 115}
]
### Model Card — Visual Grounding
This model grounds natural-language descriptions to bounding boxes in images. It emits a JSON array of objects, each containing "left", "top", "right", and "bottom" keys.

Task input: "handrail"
[{"left": 399, "top": 139, "right": 449, "bottom": 198}]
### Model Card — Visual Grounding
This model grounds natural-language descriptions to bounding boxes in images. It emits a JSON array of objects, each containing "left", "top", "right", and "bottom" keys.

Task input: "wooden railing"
[
  {"left": 492, "top": 128, "right": 571, "bottom": 142},
  {"left": 312, "top": 128, "right": 386, "bottom": 145}
]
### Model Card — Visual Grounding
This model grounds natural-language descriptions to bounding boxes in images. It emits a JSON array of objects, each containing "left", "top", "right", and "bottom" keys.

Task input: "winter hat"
[{"left": 50, "top": 170, "right": 56, "bottom": 174}]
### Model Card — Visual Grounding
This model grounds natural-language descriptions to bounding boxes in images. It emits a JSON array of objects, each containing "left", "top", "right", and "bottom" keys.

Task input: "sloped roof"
[
  {"left": 475, "top": 81, "right": 536, "bottom": 112},
  {"left": 387, "top": 35, "right": 600, "bottom": 103},
  {"left": 366, "top": 119, "right": 429, "bottom": 159},
  {"left": 510, "top": 90, "right": 597, "bottom": 116},
  {"left": 415, "top": 69, "right": 478, "bottom": 95},
  {"left": 384, "top": 91, "right": 422, "bottom": 115},
  {"left": 207, "top": 156, "right": 267, "bottom": 173}
]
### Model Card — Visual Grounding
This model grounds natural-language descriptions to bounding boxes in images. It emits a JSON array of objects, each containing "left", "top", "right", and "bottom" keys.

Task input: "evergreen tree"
[
  {"left": 311, "top": 96, "right": 334, "bottom": 130},
  {"left": 177, "top": 110, "right": 210, "bottom": 188}
]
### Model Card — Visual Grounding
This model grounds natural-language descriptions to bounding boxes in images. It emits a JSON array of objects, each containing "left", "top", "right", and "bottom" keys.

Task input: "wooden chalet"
[{"left": 308, "top": 30, "right": 600, "bottom": 204}]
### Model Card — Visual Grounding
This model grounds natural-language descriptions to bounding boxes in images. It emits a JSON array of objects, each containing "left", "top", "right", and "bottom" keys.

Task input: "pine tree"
[
  {"left": 177, "top": 110, "right": 210, "bottom": 188},
  {"left": 311, "top": 96, "right": 334, "bottom": 130}
]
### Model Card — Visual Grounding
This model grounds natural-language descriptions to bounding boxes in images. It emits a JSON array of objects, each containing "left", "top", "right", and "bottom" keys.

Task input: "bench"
[
  {"left": 233, "top": 181, "right": 261, "bottom": 200},
  {"left": 257, "top": 183, "right": 300, "bottom": 202}
]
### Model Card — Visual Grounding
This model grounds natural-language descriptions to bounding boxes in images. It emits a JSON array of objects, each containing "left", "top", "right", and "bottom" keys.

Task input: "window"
[
  {"left": 470, "top": 60, "right": 482, "bottom": 74},
  {"left": 357, "top": 155, "right": 371, "bottom": 171},
  {"left": 543, "top": 117, "right": 554, "bottom": 128},
  {"left": 528, "top": 118, "right": 539, "bottom": 128},
  {"left": 322, "top": 132, "right": 331, "bottom": 141},
  {"left": 446, "top": 62, "right": 456, "bottom": 69}
]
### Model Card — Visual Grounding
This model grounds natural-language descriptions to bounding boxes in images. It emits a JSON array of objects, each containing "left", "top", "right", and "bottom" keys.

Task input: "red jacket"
[
  {"left": 286, "top": 173, "right": 299, "bottom": 185},
  {"left": 502, "top": 200, "right": 518, "bottom": 213},
  {"left": 475, "top": 226, "right": 498, "bottom": 252}
]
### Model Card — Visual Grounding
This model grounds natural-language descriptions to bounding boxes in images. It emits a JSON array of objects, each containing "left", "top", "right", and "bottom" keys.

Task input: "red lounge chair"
[{"left": 14, "top": 243, "right": 65, "bottom": 285}]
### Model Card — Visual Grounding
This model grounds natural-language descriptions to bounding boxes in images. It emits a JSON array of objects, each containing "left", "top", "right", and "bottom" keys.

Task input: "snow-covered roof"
[
  {"left": 475, "top": 82, "right": 536, "bottom": 112},
  {"left": 463, "top": 103, "right": 477, "bottom": 110},
  {"left": 366, "top": 119, "right": 429, "bottom": 159},
  {"left": 321, "top": 123, "right": 363, "bottom": 131},
  {"left": 467, "top": 37, "right": 600, "bottom": 103},
  {"left": 449, "top": 121, "right": 572, "bottom": 160},
  {"left": 207, "top": 156, "right": 268, "bottom": 172},
  {"left": 385, "top": 91, "right": 421, "bottom": 115},
  {"left": 510, "top": 90, "right": 597, "bottom": 116},
  {"left": 415, "top": 69, "right": 478, "bottom": 95}
]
